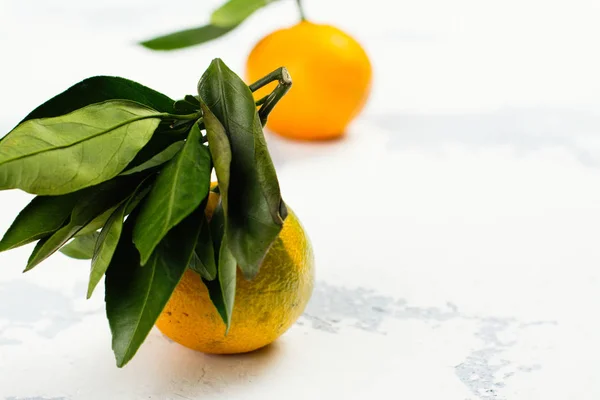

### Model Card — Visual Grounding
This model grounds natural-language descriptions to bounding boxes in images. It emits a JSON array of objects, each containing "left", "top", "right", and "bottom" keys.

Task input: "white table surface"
[{"left": 2, "top": 1, "right": 600, "bottom": 399}]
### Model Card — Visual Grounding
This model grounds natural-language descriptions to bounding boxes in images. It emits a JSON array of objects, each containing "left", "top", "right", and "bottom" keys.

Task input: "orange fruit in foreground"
[
  {"left": 156, "top": 192, "right": 315, "bottom": 354},
  {"left": 245, "top": 21, "right": 372, "bottom": 141}
]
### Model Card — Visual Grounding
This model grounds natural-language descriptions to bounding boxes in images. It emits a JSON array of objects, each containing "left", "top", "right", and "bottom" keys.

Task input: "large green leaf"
[
  {"left": 133, "top": 123, "right": 211, "bottom": 265},
  {"left": 198, "top": 58, "right": 286, "bottom": 279},
  {"left": 87, "top": 179, "right": 152, "bottom": 299},
  {"left": 140, "top": 25, "right": 237, "bottom": 51},
  {"left": 0, "top": 100, "right": 162, "bottom": 195},
  {"left": 120, "top": 141, "right": 184, "bottom": 176},
  {"left": 0, "top": 193, "right": 80, "bottom": 252},
  {"left": 24, "top": 177, "right": 140, "bottom": 271},
  {"left": 59, "top": 232, "right": 100, "bottom": 260},
  {"left": 211, "top": 0, "right": 277, "bottom": 27},
  {"left": 105, "top": 208, "right": 201, "bottom": 368},
  {"left": 19, "top": 76, "right": 176, "bottom": 124}
]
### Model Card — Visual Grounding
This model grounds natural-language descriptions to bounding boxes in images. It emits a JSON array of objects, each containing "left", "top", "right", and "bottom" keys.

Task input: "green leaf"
[
  {"left": 217, "top": 238, "right": 237, "bottom": 333},
  {"left": 188, "top": 212, "right": 217, "bottom": 281},
  {"left": 252, "top": 116, "right": 289, "bottom": 222},
  {"left": 200, "top": 198, "right": 235, "bottom": 330},
  {"left": 76, "top": 205, "right": 119, "bottom": 237},
  {"left": 203, "top": 235, "right": 237, "bottom": 333},
  {"left": 199, "top": 106, "right": 231, "bottom": 209},
  {"left": 59, "top": 232, "right": 100, "bottom": 260},
  {"left": 120, "top": 141, "right": 184, "bottom": 176},
  {"left": 87, "top": 179, "right": 152, "bottom": 299},
  {"left": 133, "top": 123, "right": 211, "bottom": 265},
  {"left": 139, "top": 24, "right": 237, "bottom": 51},
  {"left": 0, "top": 100, "right": 162, "bottom": 195},
  {"left": 123, "top": 121, "right": 192, "bottom": 173},
  {"left": 211, "top": 0, "right": 277, "bottom": 28},
  {"left": 184, "top": 95, "right": 201, "bottom": 106},
  {"left": 28, "top": 238, "right": 48, "bottom": 266},
  {"left": 105, "top": 208, "right": 201, "bottom": 368},
  {"left": 0, "top": 193, "right": 80, "bottom": 252},
  {"left": 174, "top": 100, "right": 199, "bottom": 114},
  {"left": 24, "top": 177, "right": 140, "bottom": 271},
  {"left": 19, "top": 76, "right": 176, "bottom": 125},
  {"left": 198, "top": 58, "right": 286, "bottom": 279}
]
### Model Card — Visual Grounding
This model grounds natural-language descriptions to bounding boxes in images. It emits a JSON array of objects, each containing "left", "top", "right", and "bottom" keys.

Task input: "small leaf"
[
  {"left": 252, "top": 116, "right": 289, "bottom": 221},
  {"left": 27, "top": 238, "right": 48, "bottom": 266},
  {"left": 19, "top": 76, "right": 176, "bottom": 125},
  {"left": 24, "top": 177, "right": 140, "bottom": 271},
  {"left": 217, "top": 238, "right": 237, "bottom": 332},
  {"left": 184, "top": 95, "right": 201, "bottom": 106},
  {"left": 202, "top": 202, "right": 236, "bottom": 330},
  {"left": 105, "top": 208, "right": 201, "bottom": 368},
  {"left": 59, "top": 232, "right": 100, "bottom": 260},
  {"left": 124, "top": 122, "right": 191, "bottom": 173},
  {"left": 201, "top": 201, "right": 231, "bottom": 329},
  {"left": 87, "top": 179, "right": 152, "bottom": 299},
  {"left": 0, "top": 193, "right": 79, "bottom": 252},
  {"left": 203, "top": 236, "right": 237, "bottom": 332},
  {"left": 174, "top": 100, "right": 199, "bottom": 114},
  {"left": 188, "top": 212, "right": 217, "bottom": 281},
  {"left": 211, "top": 0, "right": 277, "bottom": 28},
  {"left": 199, "top": 106, "right": 231, "bottom": 216},
  {"left": 133, "top": 123, "right": 211, "bottom": 265},
  {"left": 198, "top": 58, "right": 286, "bottom": 279},
  {"left": 0, "top": 100, "right": 162, "bottom": 195},
  {"left": 120, "top": 141, "right": 184, "bottom": 176},
  {"left": 76, "top": 205, "right": 119, "bottom": 237},
  {"left": 140, "top": 25, "right": 237, "bottom": 51}
]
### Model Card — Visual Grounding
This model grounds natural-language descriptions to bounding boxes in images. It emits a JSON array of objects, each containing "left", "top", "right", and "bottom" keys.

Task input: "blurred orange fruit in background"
[{"left": 246, "top": 21, "right": 372, "bottom": 141}]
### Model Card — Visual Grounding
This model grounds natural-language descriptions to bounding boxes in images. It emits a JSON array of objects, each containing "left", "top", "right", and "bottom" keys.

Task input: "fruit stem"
[
  {"left": 295, "top": 0, "right": 307, "bottom": 21},
  {"left": 249, "top": 67, "right": 292, "bottom": 125},
  {"left": 193, "top": 94, "right": 279, "bottom": 109}
]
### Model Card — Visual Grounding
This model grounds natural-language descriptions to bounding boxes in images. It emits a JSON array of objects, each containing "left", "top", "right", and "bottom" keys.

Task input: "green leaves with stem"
[
  {"left": 0, "top": 58, "right": 292, "bottom": 368},
  {"left": 199, "top": 58, "right": 287, "bottom": 279}
]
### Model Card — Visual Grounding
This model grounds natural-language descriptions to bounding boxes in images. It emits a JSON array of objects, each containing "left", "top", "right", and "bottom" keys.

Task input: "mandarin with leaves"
[{"left": 0, "top": 58, "right": 314, "bottom": 368}]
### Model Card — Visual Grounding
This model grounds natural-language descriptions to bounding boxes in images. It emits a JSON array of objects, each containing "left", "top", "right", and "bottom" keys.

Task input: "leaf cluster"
[{"left": 0, "top": 58, "right": 287, "bottom": 367}]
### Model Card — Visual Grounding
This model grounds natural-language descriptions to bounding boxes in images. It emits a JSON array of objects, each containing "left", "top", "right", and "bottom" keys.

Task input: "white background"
[{"left": 1, "top": 0, "right": 600, "bottom": 399}]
